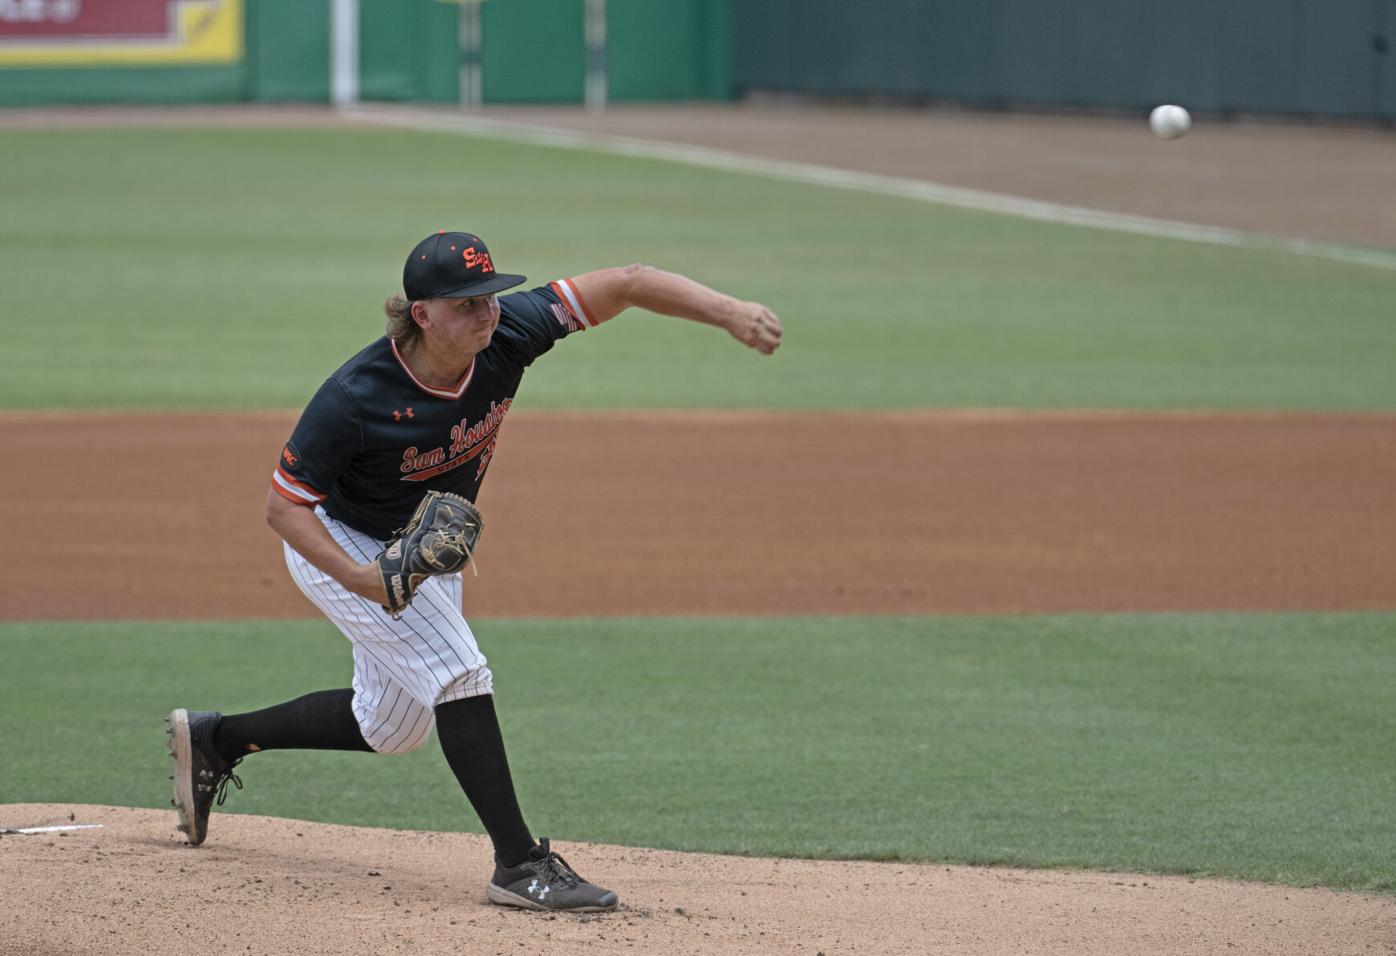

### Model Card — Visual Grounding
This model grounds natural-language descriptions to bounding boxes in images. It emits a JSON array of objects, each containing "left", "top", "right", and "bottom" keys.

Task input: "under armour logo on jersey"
[
  {"left": 393, "top": 408, "right": 415, "bottom": 421},
  {"left": 527, "top": 878, "right": 550, "bottom": 900}
]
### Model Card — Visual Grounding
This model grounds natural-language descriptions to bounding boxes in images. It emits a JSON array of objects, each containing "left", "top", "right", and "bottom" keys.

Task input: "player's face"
[{"left": 423, "top": 294, "right": 500, "bottom": 357}]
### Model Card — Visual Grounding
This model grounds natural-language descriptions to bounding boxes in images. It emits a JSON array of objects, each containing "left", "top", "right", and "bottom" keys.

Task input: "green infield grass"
[
  {"left": 2, "top": 126, "right": 1394, "bottom": 411},
  {"left": 1, "top": 612, "right": 1392, "bottom": 892}
]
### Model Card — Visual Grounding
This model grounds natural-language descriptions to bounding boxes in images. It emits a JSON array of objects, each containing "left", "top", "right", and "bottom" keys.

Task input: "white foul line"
[{"left": 341, "top": 105, "right": 1396, "bottom": 274}]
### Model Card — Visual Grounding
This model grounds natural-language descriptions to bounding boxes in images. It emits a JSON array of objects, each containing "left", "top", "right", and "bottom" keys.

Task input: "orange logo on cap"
[{"left": 462, "top": 246, "right": 494, "bottom": 274}]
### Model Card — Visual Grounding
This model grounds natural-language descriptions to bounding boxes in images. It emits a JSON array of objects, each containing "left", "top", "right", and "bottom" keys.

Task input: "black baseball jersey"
[{"left": 272, "top": 280, "right": 602, "bottom": 539}]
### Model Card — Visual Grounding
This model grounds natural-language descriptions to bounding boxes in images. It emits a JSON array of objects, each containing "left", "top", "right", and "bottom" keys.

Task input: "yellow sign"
[{"left": 0, "top": 0, "right": 243, "bottom": 67}]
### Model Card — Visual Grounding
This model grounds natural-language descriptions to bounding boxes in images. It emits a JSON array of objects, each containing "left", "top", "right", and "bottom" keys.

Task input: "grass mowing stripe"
[
  {"left": 2, "top": 127, "right": 1394, "bottom": 410},
  {"left": 0, "top": 612, "right": 1391, "bottom": 892}
]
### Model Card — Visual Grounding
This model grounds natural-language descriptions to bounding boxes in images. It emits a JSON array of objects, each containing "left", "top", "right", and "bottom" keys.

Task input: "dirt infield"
[
  {"left": 2, "top": 410, "right": 1395, "bottom": 621},
  {"left": 2, "top": 805, "right": 1391, "bottom": 956},
  {"left": 4, "top": 409, "right": 1394, "bottom": 952}
]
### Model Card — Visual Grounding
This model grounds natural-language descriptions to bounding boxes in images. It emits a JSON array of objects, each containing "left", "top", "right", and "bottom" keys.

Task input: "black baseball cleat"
[
  {"left": 166, "top": 708, "right": 242, "bottom": 847},
  {"left": 486, "top": 838, "right": 619, "bottom": 912}
]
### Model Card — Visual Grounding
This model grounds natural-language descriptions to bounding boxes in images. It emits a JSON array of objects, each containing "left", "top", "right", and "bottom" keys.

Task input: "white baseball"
[{"left": 1149, "top": 104, "right": 1191, "bottom": 140}]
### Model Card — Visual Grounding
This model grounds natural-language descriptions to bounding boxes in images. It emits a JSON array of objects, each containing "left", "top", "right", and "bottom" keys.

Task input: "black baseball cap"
[{"left": 403, "top": 231, "right": 527, "bottom": 301}]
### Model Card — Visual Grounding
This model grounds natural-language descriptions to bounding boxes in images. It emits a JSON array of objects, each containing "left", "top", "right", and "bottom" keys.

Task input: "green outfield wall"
[
  {"left": 480, "top": 0, "right": 728, "bottom": 102},
  {"left": 1, "top": 0, "right": 1387, "bottom": 118},
  {"left": 732, "top": 0, "right": 1396, "bottom": 121}
]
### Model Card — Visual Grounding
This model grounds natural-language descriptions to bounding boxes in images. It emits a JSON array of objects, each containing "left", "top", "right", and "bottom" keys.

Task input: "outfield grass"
[
  {"left": 2, "top": 126, "right": 1394, "bottom": 411},
  {"left": 2, "top": 613, "right": 1391, "bottom": 892}
]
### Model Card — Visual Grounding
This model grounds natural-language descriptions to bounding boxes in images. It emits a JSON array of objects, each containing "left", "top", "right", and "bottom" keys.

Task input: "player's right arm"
[
  {"left": 265, "top": 489, "right": 386, "bottom": 603},
  {"left": 569, "top": 264, "right": 781, "bottom": 355}
]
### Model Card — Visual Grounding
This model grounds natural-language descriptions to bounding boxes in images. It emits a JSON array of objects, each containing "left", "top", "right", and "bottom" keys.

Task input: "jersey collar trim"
[{"left": 391, "top": 338, "right": 476, "bottom": 400}]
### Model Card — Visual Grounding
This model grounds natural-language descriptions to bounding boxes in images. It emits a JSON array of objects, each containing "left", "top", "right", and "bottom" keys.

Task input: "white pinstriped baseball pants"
[{"left": 283, "top": 507, "right": 494, "bottom": 755}]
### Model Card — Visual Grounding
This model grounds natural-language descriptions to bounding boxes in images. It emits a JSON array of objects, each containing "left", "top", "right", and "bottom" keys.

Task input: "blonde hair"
[{"left": 384, "top": 293, "right": 422, "bottom": 354}]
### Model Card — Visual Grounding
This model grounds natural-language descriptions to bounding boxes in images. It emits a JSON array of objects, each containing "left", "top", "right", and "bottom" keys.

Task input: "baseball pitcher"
[{"left": 166, "top": 230, "right": 781, "bottom": 912}]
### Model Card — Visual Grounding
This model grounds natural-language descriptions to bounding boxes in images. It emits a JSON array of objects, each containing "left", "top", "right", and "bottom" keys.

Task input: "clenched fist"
[{"left": 726, "top": 301, "right": 783, "bottom": 355}]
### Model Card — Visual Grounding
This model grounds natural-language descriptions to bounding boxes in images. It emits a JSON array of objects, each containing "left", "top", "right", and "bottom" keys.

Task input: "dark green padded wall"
[
  {"left": 607, "top": 0, "right": 729, "bottom": 100},
  {"left": 731, "top": 0, "right": 1396, "bottom": 120},
  {"left": 481, "top": 0, "right": 585, "bottom": 102},
  {"left": 480, "top": 0, "right": 727, "bottom": 103},
  {"left": 245, "top": 0, "right": 330, "bottom": 103},
  {"left": 3, "top": 0, "right": 1383, "bottom": 116},
  {"left": 359, "top": 0, "right": 460, "bottom": 102}
]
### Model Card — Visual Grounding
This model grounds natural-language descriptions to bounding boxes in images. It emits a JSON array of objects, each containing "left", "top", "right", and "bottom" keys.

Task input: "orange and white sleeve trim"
[
  {"left": 548, "top": 278, "right": 605, "bottom": 333},
  {"left": 271, "top": 465, "right": 326, "bottom": 507}
]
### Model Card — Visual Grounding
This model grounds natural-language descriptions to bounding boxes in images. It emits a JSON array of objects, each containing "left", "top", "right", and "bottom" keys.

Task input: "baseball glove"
[{"left": 376, "top": 490, "right": 483, "bottom": 617}]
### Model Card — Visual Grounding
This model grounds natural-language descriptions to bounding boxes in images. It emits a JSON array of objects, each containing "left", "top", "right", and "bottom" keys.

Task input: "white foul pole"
[
  {"left": 460, "top": 0, "right": 483, "bottom": 110},
  {"left": 584, "top": 0, "right": 606, "bottom": 112},
  {"left": 330, "top": 0, "right": 359, "bottom": 108}
]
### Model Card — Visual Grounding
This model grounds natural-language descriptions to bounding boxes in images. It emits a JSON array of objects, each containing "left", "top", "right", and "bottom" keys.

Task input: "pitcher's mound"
[{"left": 0, "top": 804, "right": 1388, "bottom": 956}]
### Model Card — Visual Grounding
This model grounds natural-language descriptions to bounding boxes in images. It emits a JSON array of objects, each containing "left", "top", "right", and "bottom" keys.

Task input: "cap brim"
[{"left": 436, "top": 273, "right": 528, "bottom": 297}]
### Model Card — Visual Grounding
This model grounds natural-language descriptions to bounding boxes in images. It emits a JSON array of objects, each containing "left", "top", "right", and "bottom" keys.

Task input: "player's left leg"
[
  {"left": 167, "top": 689, "right": 378, "bottom": 847},
  {"left": 409, "top": 574, "right": 618, "bottom": 912}
]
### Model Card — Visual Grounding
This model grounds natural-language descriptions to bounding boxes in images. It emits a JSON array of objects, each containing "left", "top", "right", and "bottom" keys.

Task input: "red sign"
[{"left": 0, "top": 0, "right": 173, "bottom": 39}]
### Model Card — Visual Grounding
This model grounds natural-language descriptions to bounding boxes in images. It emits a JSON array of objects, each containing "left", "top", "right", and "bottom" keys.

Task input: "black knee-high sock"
[
  {"left": 435, "top": 695, "right": 536, "bottom": 868},
  {"left": 213, "top": 689, "right": 374, "bottom": 761}
]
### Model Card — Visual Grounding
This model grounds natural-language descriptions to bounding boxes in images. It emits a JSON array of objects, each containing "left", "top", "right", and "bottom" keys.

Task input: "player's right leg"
[
  {"left": 167, "top": 506, "right": 440, "bottom": 847},
  {"left": 165, "top": 708, "right": 242, "bottom": 847},
  {"left": 166, "top": 682, "right": 432, "bottom": 847}
]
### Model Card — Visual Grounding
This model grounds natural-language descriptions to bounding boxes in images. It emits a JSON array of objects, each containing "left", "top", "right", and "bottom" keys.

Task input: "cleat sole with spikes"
[{"left": 167, "top": 708, "right": 199, "bottom": 845}]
